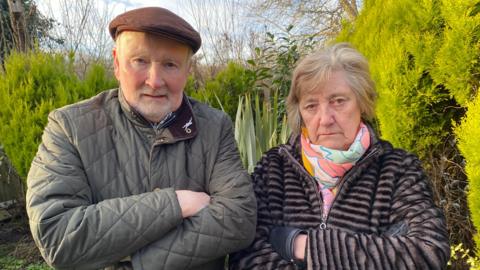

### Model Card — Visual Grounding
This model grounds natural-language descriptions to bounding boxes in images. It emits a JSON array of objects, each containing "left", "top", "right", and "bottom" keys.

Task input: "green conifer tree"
[
  {"left": 0, "top": 51, "right": 117, "bottom": 180},
  {"left": 336, "top": 0, "right": 480, "bottom": 259}
]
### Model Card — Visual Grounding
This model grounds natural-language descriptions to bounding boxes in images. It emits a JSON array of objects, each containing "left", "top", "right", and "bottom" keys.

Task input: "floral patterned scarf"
[{"left": 301, "top": 122, "right": 371, "bottom": 219}]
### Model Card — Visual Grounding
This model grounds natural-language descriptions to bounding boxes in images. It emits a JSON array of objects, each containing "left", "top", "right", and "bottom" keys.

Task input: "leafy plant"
[
  {"left": 186, "top": 61, "right": 255, "bottom": 120},
  {"left": 235, "top": 91, "right": 289, "bottom": 172},
  {"left": 247, "top": 26, "right": 316, "bottom": 114},
  {"left": 449, "top": 243, "right": 480, "bottom": 269}
]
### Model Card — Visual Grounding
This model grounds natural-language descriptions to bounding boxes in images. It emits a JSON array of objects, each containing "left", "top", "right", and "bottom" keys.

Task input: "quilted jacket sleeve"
[
  {"left": 131, "top": 115, "right": 257, "bottom": 269},
  {"left": 26, "top": 110, "right": 184, "bottom": 270},
  {"left": 306, "top": 154, "right": 450, "bottom": 269}
]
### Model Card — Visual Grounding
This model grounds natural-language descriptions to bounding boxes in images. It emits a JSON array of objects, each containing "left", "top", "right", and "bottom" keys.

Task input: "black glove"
[{"left": 269, "top": 226, "right": 306, "bottom": 266}]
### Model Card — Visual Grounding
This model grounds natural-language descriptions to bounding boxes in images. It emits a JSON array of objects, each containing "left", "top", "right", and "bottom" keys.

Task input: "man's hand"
[{"left": 175, "top": 190, "right": 210, "bottom": 218}]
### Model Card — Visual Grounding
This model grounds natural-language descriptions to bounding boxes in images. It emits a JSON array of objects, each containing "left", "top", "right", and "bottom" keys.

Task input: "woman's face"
[{"left": 299, "top": 71, "right": 362, "bottom": 150}]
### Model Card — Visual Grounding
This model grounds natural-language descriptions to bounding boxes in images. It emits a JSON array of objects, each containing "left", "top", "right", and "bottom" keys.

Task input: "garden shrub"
[
  {"left": 186, "top": 61, "right": 255, "bottom": 120},
  {"left": 449, "top": 242, "right": 480, "bottom": 269},
  {"left": 247, "top": 27, "right": 316, "bottom": 115},
  {"left": 336, "top": 0, "right": 480, "bottom": 259},
  {"left": 234, "top": 91, "right": 289, "bottom": 172},
  {"left": 455, "top": 93, "right": 480, "bottom": 253},
  {"left": 0, "top": 50, "right": 117, "bottom": 181},
  {"left": 337, "top": 0, "right": 463, "bottom": 156}
]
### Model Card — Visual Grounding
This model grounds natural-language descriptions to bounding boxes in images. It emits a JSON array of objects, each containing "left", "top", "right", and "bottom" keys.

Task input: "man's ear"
[
  {"left": 113, "top": 47, "right": 120, "bottom": 80},
  {"left": 187, "top": 60, "right": 193, "bottom": 73}
]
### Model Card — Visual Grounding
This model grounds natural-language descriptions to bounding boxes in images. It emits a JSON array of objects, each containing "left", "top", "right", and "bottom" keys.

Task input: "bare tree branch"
[
  {"left": 179, "top": 0, "right": 261, "bottom": 82},
  {"left": 246, "top": 0, "right": 359, "bottom": 42},
  {"left": 40, "top": 0, "right": 116, "bottom": 71}
]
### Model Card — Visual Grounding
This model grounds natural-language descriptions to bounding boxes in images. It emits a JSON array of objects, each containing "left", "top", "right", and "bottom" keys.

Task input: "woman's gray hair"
[{"left": 286, "top": 42, "right": 377, "bottom": 136}]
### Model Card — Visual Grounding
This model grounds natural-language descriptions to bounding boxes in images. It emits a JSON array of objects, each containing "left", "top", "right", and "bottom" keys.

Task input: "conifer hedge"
[
  {"left": 456, "top": 94, "right": 480, "bottom": 253},
  {"left": 337, "top": 0, "right": 480, "bottom": 256},
  {"left": 0, "top": 51, "right": 117, "bottom": 180},
  {"left": 338, "top": 0, "right": 462, "bottom": 155}
]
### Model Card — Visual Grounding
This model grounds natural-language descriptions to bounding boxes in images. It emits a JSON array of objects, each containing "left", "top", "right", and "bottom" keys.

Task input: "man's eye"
[
  {"left": 165, "top": 62, "right": 178, "bottom": 68},
  {"left": 132, "top": 58, "right": 148, "bottom": 65}
]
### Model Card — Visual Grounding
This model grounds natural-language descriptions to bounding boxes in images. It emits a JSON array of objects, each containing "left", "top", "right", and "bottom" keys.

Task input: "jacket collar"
[
  {"left": 168, "top": 95, "right": 198, "bottom": 141},
  {"left": 118, "top": 88, "right": 197, "bottom": 142}
]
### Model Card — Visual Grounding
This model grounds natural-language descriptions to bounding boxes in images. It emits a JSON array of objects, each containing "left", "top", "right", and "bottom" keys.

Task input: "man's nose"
[{"left": 145, "top": 63, "right": 166, "bottom": 89}]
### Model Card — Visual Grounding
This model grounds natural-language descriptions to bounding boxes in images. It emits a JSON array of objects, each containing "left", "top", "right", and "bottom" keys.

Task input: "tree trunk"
[
  {"left": 7, "top": 0, "right": 28, "bottom": 52},
  {"left": 339, "top": 0, "right": 358, "bottom": 20}
]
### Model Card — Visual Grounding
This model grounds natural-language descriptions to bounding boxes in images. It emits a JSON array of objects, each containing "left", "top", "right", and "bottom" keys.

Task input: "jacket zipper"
[
  {"left": 280, "top": 144, "right": 381, "bottom": 229},
  {"left": 321, "top": 146, "right": 380, "bottom": 228}
]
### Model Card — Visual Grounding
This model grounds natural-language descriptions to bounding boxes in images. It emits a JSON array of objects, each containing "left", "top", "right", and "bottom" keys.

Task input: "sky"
[
  {"left": 35, "top": 0, "right": 238, "bottom": 61},
  {"left": 37, "top": 0, "right": 195, "bottom": 28},
  {"left": 103, "top": 0, "right": 191, "bottom": 23}
]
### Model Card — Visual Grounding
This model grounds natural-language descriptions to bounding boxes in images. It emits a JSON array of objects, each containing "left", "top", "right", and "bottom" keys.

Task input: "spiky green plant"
[{"left": 235, "top": 91, "right": 289, "bottom": 172}]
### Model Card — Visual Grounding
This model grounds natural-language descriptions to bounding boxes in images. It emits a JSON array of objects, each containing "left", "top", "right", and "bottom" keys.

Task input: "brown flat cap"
[{"left": 109, "top": 7, "right": 201, "bottom": 53}]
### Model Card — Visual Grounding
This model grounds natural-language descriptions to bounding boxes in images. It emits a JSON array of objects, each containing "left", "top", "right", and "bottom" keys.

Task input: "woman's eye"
[
  {"left": 331, "top": 98, "right": 346, "bottom": 105},
  {"left": 304, "top": 104, "right": 316, "bottom": 110}
]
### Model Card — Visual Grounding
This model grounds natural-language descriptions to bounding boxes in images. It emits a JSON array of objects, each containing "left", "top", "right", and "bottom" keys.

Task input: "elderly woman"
[{"left": 229, "top": 43, "right": 449, "bottom": 269}]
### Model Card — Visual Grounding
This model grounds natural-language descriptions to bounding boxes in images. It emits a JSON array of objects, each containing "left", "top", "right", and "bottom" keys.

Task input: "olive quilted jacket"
[{"left": 26, "top": 89, "right": 256, "bottom": 270}]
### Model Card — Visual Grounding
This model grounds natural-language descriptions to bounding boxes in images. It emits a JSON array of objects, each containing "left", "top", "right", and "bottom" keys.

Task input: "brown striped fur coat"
[{"left": 230, "top": 133, "right": 449, "bottom": 270}]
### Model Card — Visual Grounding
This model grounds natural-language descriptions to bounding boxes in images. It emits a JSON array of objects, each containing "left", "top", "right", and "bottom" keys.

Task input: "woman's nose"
[{"left": 317, "top": 106, "right": 335, "bottom": 126}]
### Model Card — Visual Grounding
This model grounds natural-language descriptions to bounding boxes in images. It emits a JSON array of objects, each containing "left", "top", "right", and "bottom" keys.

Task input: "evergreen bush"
[
  {"left": 337, "top": 0, "right": 464, "bottom": 155},
  {"left": 455, "top": 93, "right": 480, "bottom": 253},
  {"left": 0, "top": 51, "right": 117, "bottom": 181},
  {"left": 336, "top": 0, "right": 480, "bottom": 260},
  {"left": 186, "top": 61, "right": 255, "bottom": 120}
]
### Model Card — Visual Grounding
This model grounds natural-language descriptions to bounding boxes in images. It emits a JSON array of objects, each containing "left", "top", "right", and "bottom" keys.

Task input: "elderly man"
[{"left": 26, "top": 7, "right": 256, "bottom": 270}]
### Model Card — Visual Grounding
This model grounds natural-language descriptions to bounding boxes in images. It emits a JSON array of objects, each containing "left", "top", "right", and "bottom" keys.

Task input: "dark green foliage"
[
  {"left": 186, "top": 61, "right": 255, "bottom": 120},
  {"left": 0, "top": 50, "right": 117, "bottom": 180},
  {"left": 248, "top": 27, "right": 316, "bottom": 107}
]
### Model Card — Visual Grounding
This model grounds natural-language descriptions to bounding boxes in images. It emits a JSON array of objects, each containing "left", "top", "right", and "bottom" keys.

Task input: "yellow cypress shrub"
[{"left": 455, "top": 93, "right": 480, "bottom": 252}]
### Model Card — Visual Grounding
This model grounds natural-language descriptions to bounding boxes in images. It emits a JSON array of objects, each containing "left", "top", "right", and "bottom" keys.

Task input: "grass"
[
  {"left": 0, "top": 211, "right": 51, "bottom": 270},
  {"left": 0, "top": 256, "right": 51, "bottom": 270}
]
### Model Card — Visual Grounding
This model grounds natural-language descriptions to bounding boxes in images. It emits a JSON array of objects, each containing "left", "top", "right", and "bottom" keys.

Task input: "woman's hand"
[
  {"left": 294, "top": 234, "right": 308, "bottom": 260},
  {"left": 269, "top": 226, "right": 307, "bottom": 264}
]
